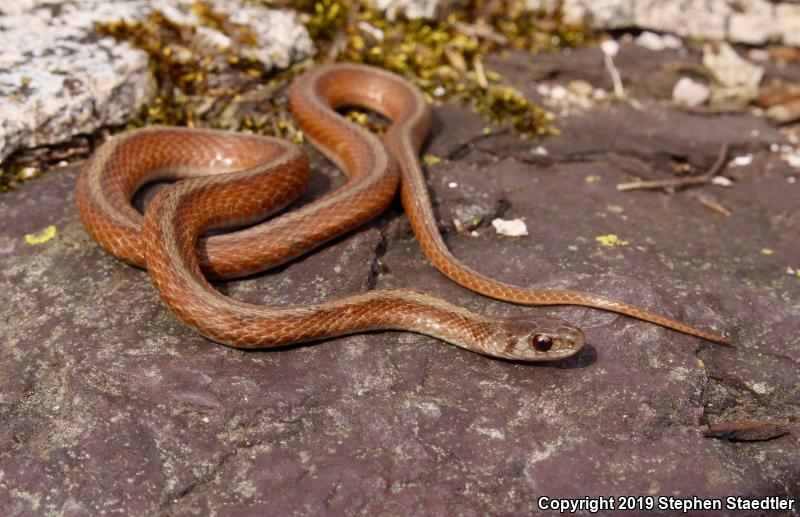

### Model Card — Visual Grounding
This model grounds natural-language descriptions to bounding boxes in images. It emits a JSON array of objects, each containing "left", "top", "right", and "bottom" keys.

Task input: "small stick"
[
  {"left": 692, "top": 192, "right": 731, "bottom": 216},
  {"left": 616, "top": 143, "right": 730, "bottom": 192}
]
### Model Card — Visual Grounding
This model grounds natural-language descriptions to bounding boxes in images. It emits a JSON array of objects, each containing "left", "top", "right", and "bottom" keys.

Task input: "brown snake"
[{"left": 76, "top": 63, "right": 731, "bottom": 362}]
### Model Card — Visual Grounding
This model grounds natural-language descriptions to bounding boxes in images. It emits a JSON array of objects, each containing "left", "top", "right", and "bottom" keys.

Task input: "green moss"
[
  {"left": 0, "top": 163, "right": 38, "bottom": 193},
  {"left": 1, "top": 0, "right": 591, "bottom": 190},
  {"left": 97, "top": 0, "right": 588, "bottom": 138},
  {"left": 95, "top": 5, "right": 302, "bottom": 139},
  {"left": 291, "top": 0, "right": 589, "bottom": 136}
]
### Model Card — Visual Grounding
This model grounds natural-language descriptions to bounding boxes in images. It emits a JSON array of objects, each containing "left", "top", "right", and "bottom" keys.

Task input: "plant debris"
[
  {"left": 291, "top": 0, "right": 588, "bottom": 135},
  {"left": 98, "top": 0, "right": 590, "bottom": 139},
  {"left": 95, "top": 5, "right": 302, "bottom": 139}
]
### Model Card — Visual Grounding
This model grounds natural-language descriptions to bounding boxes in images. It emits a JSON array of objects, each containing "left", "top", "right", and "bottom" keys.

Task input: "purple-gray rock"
[{"left": 1, "top": 47, "right": 798, "bottom": 514}]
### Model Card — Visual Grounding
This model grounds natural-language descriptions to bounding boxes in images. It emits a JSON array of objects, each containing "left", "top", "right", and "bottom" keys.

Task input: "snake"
[{"left": 76, "top": 63, "right": 731, "bottom": 362}]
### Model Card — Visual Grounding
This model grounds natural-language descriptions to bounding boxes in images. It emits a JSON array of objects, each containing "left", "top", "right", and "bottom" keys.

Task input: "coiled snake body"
[{"left": 76, "top": 63, "right": 730, "bottom": 361}]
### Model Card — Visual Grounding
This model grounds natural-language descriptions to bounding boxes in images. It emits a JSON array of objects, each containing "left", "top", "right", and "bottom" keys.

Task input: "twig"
[
  {"left": 616, "top": 143, "right": 730, "bottom": 192},
  {"left": 691, "top": 192, "right": 731, "bottom": 216}
]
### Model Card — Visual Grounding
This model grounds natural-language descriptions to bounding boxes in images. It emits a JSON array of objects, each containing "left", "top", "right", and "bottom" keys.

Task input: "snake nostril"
[{"left": 531, "top": 334, "right": 553, "bottom": 352}]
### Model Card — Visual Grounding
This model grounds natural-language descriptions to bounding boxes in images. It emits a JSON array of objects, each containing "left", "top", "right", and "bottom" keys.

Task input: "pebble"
[
  {"left": 672, "top": 77, "right": 710, "bottom": 107},
  {"left": 729, "top": 154, "right": 753, "bottom": 167},
  {"left": 600, "top": 39, "right": 619, "bottom": 57},
  {"left": 635, "top": 31, "right": 682, "bottom": 51},
  {"left": 702, "top": 42, "right": 764, "bottom": 105},
  {"left": 491, "top": 218, "right": 528, "bottom": 237}
]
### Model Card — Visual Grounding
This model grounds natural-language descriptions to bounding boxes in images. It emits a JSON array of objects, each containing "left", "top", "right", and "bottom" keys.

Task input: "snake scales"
[{"left": 76, "top": 63, "right": 731, "bottom": 361}]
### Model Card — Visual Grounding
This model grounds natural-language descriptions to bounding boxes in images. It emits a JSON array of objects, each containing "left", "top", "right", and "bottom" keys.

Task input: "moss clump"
[
  {"left": 96, "top": 3, "right": 304, "bottom": 140},
  {"left": 1, "top": 0, "right": 590, "bottom": 191},
  {"left": 95, "top": 0, "right": 589, "bottom": 141},
  {"left": 290, "top": 0, "right": 588, "bottom": 136},
  {"left": 0, "top": 164, "right": 36, "bottom": 193}
]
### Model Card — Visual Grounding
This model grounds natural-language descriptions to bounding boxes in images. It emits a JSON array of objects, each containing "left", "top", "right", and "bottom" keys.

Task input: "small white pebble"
[
  {"left": 672, "top": 77, "right": 709, "bottom": 107},
  {"left": 447, "top": 181, "right": 458, "bottom": 188},
  {"left": 770, "top": 143, "right": 780, "bottom": 152},
  {"left": 729, "top": 154, "right": 753, "bottom": 167},
  {"left": 492, "top": 218, "right": 528, "bottom": 237},
  {"left": 788, "top": 176, "right": 797, "bottom": 184},
  {"left": 750, "top": 129, "right": 759, "bottom": 138},
  {"left": 550, "top": 85, "right": 567, "bottom": 100},
  {"left": 600, "top": 39, "right": 619, "bottom": 57},
  {"left": 202, "top": 416, "right": 210, "bottom": 423},
  {"left": 787, "top": 267, "right": 796, "bottom": 276},
  {"left": 21, "top": 166, "right": 37, "bottom": 179},
  {"left": 635, "top": 31, "right": 681, "bottom": 51},
  {"left": 531, "top": 146, "right": 548, "bottom": 156},
  {"left": 567, "top": 79, "right": 594, "bottom": 98},
  {"left": 433, "top": 85, "right": 445, "bottom": 97},
  {"left": 712, "top": 176, "right": 733, "bottom": 187},
  {"left": 635, "top": 31, "right": 666, "bottom": 51},
  {"left": 58, "top": 160, "right": 69, "bottom": 167},
  {"left": 786, "top": 152, "right": 800, "bottom": 168},
  {"left": 750, "top": 382, "right": 770, "bottom": 395}
]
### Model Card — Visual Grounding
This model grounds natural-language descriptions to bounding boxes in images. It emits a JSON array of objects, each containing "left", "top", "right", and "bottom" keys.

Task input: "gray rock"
[
  {"left": 525, "top": 0, "right": 800, "bottom": 47},
  {"left": 0, "top": 1, "right": 313, "bottom": 162},
  {"left": 776, "top": 3, "right": 800, "bottom": 46},
  {"left": 0, "top": 14, "right": 154, "bottom": 163},
  {"left": 703, "top": 42, "right": 764, "bottom": 105}
]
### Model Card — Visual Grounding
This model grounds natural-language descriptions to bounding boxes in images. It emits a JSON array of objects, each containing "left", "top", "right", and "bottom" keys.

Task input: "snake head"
[{"left": 498, "top": 317, "right": 585, "bottom": 361}]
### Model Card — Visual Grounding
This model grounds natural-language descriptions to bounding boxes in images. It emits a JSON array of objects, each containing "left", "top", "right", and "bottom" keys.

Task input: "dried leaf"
[{"left": 704, "top": 420, "right": 790, "bottom": 441}]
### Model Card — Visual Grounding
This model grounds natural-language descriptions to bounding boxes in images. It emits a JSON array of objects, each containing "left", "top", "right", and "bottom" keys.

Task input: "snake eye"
[{"left": 531, "top": 334, "right": 553, "bottom": 352}]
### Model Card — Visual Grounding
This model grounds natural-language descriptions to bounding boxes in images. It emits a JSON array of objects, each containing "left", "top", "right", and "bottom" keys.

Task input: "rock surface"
[
  {"left": 525, "top": 0, "right": 800, "bottom": 47},
  {"left": 1, "top": 43, "right": 799, "bottom": 515},
  {"left": 377, "top": 0, "right": 800, "bottom": 47},
  {"left": 703, "top": 42, "right": 765, "bottom": 105},
  {"left": 0, "top": 0, "right": 313, "bottom": 162}
]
